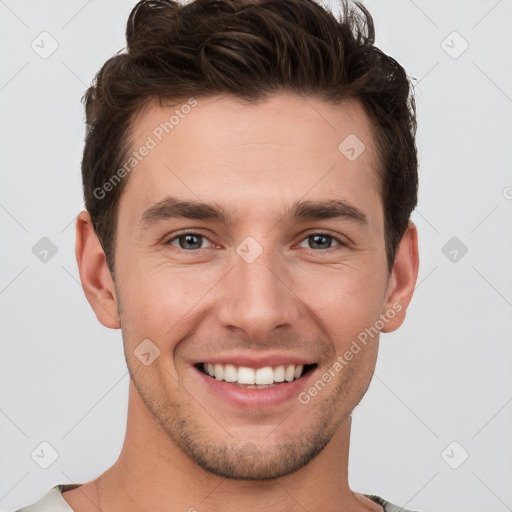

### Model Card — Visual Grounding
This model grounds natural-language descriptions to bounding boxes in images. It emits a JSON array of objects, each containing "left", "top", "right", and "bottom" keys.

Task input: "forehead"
[{"left": 120, "top": 93, "right": 382, "bottom": 228}]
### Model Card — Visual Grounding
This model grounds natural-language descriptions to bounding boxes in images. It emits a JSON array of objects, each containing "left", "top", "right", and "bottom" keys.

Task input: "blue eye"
[
  {"left": 167, "top": 232, "right": 213, "bottom": 250},
  {"left": 165, "top": 231, "right": 344, "bottom": 252},
  {"left": 298, "top": 233, "right": 342, "bottom": 251}
]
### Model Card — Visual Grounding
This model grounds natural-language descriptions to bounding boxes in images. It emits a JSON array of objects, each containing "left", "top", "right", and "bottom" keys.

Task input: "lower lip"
[{"left": 194, "top": 366, "right": 317, "bottom": 409}]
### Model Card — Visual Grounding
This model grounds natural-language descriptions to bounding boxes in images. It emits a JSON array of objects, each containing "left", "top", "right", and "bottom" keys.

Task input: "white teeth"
[
  {"left": 238, "top": 367, "right": 255, "bottom": 384},
  {"left": 200, "top": 363, "right": 311, "bottom": 385},
  {"left": 224, "top": 364, "right": 237, "bottom": 382},
  {"left": 214, "top": 364, "right": 224, "bottom": 380},
  {"left": 255, "top": 366, "right": 274, "bottom": 385},
  {"left": 274, "top": 365, "right": 285, "bottom": 382},
  {"left": 284, "top": 365, "right": 295, "bottom": 382}
]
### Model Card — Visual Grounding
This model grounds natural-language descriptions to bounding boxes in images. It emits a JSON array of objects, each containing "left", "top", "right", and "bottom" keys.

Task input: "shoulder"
[
  {"left": 364, "top": 494, "right": 423, "bottom": 512},
  {"left": 12, "top": 484, "right": 82, "bottom": 512}
]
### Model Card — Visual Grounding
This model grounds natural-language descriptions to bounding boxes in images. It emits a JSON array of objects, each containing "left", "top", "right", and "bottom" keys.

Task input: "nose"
[{"left": 216, "top": 242, "right": 302, "bottom": 341}]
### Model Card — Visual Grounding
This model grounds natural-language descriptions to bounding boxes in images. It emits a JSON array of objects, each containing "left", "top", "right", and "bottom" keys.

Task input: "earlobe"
[
  {"left": 75, "top": 210, "right": 120, "bottom": 329},
  {"left": 380, "top": 221, "right": 419, "bottom": 333}
]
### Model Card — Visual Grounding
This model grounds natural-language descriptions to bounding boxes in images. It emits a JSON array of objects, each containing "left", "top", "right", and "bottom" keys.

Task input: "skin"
[{"left": 66, "top": 93, "right": 419, "bottom": 512}]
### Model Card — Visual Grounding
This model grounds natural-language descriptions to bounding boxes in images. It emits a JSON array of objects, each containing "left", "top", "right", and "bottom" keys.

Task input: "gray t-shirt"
[{"left": 14, "top": 483, "right": 421, "bottom": 512}]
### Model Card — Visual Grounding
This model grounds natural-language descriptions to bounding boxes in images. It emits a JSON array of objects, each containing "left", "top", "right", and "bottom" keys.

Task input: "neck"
[{"left": 93, "top": 381, "right": 371, "bottom": 512}]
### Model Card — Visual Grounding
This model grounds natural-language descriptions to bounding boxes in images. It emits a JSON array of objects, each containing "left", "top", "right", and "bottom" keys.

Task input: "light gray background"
[{"left": 1, "top": 1, "right": 511, "bottom": 511}]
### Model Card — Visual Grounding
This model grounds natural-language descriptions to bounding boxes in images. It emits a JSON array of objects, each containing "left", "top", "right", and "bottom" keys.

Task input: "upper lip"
[{"left": 193, "top": 352, "right": 316, "bottom": 368}]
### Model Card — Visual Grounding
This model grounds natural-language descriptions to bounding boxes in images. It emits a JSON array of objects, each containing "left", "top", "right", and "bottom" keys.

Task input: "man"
[{"left": 16, "top": 0, "right": 420, "bottom": 510}]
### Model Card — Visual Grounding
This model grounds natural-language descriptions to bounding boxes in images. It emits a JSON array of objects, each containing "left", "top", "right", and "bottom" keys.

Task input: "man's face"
[{"left": 112, "top": 93, "right": 393, "bottom": 479}]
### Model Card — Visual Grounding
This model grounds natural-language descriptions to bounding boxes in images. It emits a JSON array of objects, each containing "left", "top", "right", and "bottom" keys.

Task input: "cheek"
[
  {"left": 295, "top": 264, "right": 386, "bottom": 341},
  {"left": 117, "top": 263, "right": 221, "bottom": 342}
]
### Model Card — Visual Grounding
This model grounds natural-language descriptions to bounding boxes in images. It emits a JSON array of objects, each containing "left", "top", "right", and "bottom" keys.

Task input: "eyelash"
[{"left": 164, "top": 230, "right": 346, "bottom": 253}]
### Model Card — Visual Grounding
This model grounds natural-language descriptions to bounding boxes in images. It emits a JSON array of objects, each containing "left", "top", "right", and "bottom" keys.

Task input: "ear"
[
  {"left": 75, "top": 210, "right": 120, "bottom": 329},
  {"left": 380, "top": 221, "right": 419, "bottom": 333}
]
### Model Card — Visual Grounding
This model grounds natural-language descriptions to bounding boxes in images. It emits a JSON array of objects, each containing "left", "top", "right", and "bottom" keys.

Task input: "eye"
[
  {"left": 165, "top": 231, "right": 345, "bottom": 252},
  {"left": 166, "top": 231, "right": 214, "bottom": 251},
  {"left": 298, "top": 232, "right": 344, "bottom": 251}
]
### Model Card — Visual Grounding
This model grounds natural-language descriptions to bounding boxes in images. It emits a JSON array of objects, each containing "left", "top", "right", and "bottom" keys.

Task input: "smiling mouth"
[{"left": 195, "top": 362, "right": 317, "bottom": 389}]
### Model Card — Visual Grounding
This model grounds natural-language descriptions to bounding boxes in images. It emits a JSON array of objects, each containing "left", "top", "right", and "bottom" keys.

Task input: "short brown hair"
[{"left": 81, "top": 0, "right": 418, "bottom": 272}]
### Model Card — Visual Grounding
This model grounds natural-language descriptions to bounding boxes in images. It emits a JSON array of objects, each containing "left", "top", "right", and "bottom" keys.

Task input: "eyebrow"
[{"left": 140, "top": 196, "right": 367, "bottom": 226}]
